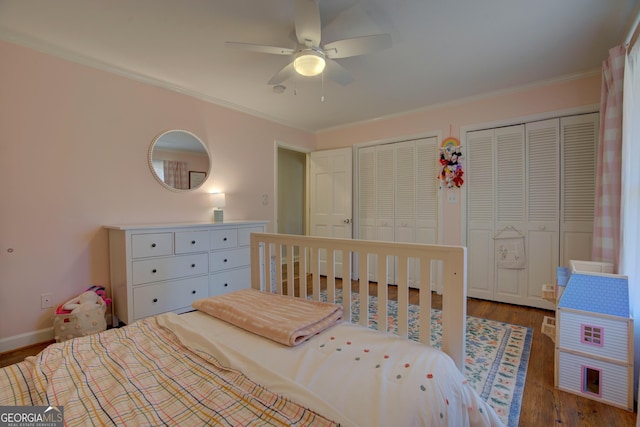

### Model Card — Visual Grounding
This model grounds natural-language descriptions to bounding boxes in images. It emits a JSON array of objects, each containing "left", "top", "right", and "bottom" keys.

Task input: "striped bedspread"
[{"left": 0, "top": 316, "right": 338, "bottom": 426}]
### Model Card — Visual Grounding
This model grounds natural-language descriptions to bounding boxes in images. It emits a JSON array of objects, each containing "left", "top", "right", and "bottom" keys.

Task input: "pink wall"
[
  {"left": 316, "top": 74, "right": 601, "bottom": 245},
  {"left": 0, "top": 40, "right": 314, "bottom": 343},
  {"left": 0, "top": 38, "right": 601, "bottom": 347}
]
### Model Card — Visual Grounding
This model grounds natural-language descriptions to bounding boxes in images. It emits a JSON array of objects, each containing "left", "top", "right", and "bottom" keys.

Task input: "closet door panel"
[
  {"left": 415, "top": 138, "right": 438, "bottom": 241},
  {"left": 394, "top": 141, "right": 416, "bottom": 243},
  {"left": 495, "top": 269, "right": 521, "bottom": 297},
  {"left": 495, "top": 125, "right": 526, "bottom": 228},
  {"left": 358, "top": 147, "right": 376, "bottom": 241},
  {"left": 527, "top": 229, "right": 558, "bottom": 302},
  {"left": 468, "top": 229, "right": 495, "bottom": 299},
  {"left": 526, "top": 119, "right": 559, "bottom": 309},
  {"left": 413, "top": 137, "right": 438, "bottom": 288},
  {"left": 494, "top": 125, "right": 526, "bottom": 301},
  {"left": 466, "top": 129, "right": 495, "bottom": 299},
  {"left": 375, "top": 146, "right": 395, "bottom": 243},
  {"left": 560, "top": 113, "right": 598, "bottom": 267}
]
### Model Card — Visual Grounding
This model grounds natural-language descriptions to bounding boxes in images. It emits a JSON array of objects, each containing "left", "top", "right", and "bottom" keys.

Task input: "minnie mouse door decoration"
[{"left": 438, "top": 137, "right": 464, "bottom": 188}]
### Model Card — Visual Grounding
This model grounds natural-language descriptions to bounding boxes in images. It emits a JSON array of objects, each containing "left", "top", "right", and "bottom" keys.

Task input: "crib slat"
[
  {"left": 419, "top": 255, "right": 432, "bottom": 345},
  {"left": 358, "top": 251, "right": 369, "bottom": 328},
  {"left": 376, "top": 254, "right": 388, "bottom": 333},
  {"left": 341, "top": 251, "right": 352, "bottom": 322},
  {"left": 326, "top": 249, "right": 336, "bottom": 303},
  {"left": 311, "top": 247, "right": 321, "bottom": 301},
  {"left": 397, "top": 255, "right": 409, "bottom": 339},
  {"left": 299, "top": 246, "right": 307, "bottom": 299}
]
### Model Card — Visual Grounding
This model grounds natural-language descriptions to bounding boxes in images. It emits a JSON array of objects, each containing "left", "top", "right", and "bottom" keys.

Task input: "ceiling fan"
[{"left": 225, "top": 0, "right": 392, "bottom": 86}]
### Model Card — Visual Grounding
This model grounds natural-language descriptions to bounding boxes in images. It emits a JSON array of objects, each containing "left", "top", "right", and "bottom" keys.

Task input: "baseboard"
[
  {"left": 0, "top": 313, "right": 113, "bottom": 353},
  {"left": 0, "top": 327, "right": 54, "bottom": 353}
]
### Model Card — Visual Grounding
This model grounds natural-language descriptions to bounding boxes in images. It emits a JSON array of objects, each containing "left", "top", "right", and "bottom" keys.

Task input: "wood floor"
[{"left": 1, "top": 279, "right": 636, "bottom": 426}]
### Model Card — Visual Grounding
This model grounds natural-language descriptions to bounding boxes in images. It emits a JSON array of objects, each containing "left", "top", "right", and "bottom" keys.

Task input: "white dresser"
[{"left": 106, "top": 221, "right": 267, "bottom": 325}]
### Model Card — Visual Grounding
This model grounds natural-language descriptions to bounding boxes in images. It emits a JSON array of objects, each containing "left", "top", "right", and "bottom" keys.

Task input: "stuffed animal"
[{"left": 62, "top": 291, "right": 103, "bottom": 314}]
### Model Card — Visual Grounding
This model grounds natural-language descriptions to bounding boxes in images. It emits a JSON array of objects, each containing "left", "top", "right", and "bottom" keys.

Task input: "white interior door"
[{"left": 310, "top": 148, "right": 353, "bottom": 276}]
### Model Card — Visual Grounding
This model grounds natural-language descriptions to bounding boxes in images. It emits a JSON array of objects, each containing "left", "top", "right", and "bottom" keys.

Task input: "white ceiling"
[{"left": 0, "top": 0, "right": 637, "bottom": 132}]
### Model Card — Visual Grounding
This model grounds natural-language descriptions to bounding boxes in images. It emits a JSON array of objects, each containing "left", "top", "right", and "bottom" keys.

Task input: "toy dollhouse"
[{"left": 552, "top": 264, "right": 633, "bottom": 411}]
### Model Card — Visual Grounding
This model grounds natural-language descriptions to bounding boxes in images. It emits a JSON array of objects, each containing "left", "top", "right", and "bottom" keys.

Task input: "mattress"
[{"left": 0, "top": 309, "right": 503, "bottom": 426}]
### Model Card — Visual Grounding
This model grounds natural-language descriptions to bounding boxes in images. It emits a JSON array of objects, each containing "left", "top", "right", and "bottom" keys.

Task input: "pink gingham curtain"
[
  {"left": 620, "top": 38, "right": 640, "bottom": 398},
  {"left": 163, "top": 160, "right": 188, "bottom": 190},
  {"left": 592, "top": 45, "right": 626, "bottom": 270}
]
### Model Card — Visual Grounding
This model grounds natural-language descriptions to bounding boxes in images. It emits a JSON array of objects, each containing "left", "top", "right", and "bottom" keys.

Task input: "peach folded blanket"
[{"left": 192, "top": 289, "right": 344, "bottom": 346}]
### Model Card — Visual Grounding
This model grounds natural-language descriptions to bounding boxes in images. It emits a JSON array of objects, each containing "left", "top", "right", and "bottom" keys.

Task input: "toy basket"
[{"left": 53, "top": 294, "right": 108, "bottom": 343}]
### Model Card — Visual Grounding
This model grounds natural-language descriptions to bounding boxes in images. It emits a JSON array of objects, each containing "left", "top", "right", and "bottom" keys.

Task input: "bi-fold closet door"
[
  {"left": 357, "top": 137, "right": 438, "bottom": 287},
  {"left": 466, "top": 113, "right": 598, "bottom": 309}
]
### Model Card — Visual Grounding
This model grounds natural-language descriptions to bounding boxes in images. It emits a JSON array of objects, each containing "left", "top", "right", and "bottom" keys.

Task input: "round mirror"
[{"left": 148, "top": 130, "right": 211, "bottom": 191}]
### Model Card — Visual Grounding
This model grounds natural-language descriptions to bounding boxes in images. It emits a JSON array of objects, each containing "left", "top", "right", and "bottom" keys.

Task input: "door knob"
[{"left": 343, "top": 218, "right": 351, "bottom": 224}]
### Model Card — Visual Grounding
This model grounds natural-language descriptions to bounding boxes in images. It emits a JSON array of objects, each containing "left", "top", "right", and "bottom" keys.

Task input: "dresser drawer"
[
  {"left": 132, "top": 253, "right": 208, "bottom": 285},
  {"left": 238, "top": 226, "right": 264, "bottom": 246},
  {"left": 210, "top": 247, "right": 250, "bottom": 272},
  {"left": 133, "top": 276, "right": 208, "bottom": 319},
  {"left": 175, "top": 230, "right": 209, "bottom": 254},
  {"left": 209, "top": 268, "right": 251, "bottom": 296},
  {"left": 131, "top": 233, "right": 173, "bottom": 258},
  {"left": 210, "top": 229, "right": 238, "bottom": 250}
]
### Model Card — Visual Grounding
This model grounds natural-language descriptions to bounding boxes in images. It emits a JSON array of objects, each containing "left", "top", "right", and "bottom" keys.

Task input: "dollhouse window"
[{"left": 581, "top": 324, "right": 603, "bottom": 347}]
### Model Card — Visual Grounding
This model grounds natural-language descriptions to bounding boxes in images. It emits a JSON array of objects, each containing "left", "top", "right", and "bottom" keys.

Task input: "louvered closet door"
[
  {"left": 358, "top": 146, "right": 378, "bottom": 281},
  {"left": 466, "top": 129, "right": 496, "bottom": 300},
  {"left": 358, "top": 147, "right": 376, "bottom": 242},
  {"left": 415, "top": 138, "right": 438, "bottom": 245},
  {"left": 395, "top": 141, "right": 416, "bottom": 243},
  {"left": 560, "top": 113, "right": 598, "bottom": 266},
  {"left": 356, "top": 138, "right": 439, "bottom": 286},
  {"left": 414, "top": 138, "right": 438, "bottom": 288},
  {"left": 376, "top": 145, "right": 395, "bottom": 283},
  {"left": 393, "top": 138, "right": 439, "bottom": 287},
  {"left": 494, "top": 125, "right": 527, "bottom": 304},
  {"left": 526, "top": 119, "right": 559, "bottom": 307}
]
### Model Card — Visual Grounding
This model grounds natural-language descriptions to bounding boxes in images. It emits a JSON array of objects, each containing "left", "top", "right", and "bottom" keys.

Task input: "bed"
[{"left": 0, "top": 233, "right": 503, "bottom": 426}]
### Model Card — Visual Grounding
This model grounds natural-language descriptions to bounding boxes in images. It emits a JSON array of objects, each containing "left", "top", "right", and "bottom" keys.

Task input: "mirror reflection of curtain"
[{"left": 163, "top": 160, "right": 188, "bottom": 190}]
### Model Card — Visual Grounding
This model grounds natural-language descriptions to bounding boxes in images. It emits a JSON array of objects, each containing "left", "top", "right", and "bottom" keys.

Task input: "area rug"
[{"left": 317, "top": 290, "right": 532, "bottom": 427}]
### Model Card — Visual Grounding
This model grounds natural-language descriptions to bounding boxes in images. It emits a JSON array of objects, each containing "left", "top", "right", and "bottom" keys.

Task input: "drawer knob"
[
  {"left": 223, "top": 259, "right": 228, "bottom": 263},
  {"left": 191, "top": 264, "right": 196, "bottom": 268},
  {"left": 191, "top": 240, "right": 196, "bottom": 245},
  {"left": 152, "top": 298, "right": 158, "bottom": 303},
  {"left": 152, "top": 269, "right": 157, "bottom": 273},
  {"left": 191, "top": 290, "right": 196, "bottom": 294},
  {"left": 223, "top": 237, "right": 227, "bottom": 241},
  {"left": 151, "top": 243, "right": 157, "bottom": 248},
  {"left": 224, "top": 283, "right": 228, "bottom": 287}
]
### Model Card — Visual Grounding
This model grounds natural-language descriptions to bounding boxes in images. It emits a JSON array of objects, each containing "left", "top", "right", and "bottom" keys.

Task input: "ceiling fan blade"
[
  {"left": 324, "top": 34, "right": 391, "bottom": 59},
  {"left": 225, "top": 41, "right": 295, "bottom": 56},
  {"left": 294, "top": 0, "right": 321, "bottom": 47},
  {"left": 268, "top": 62, "right": 296, "bottom": 85},
  {"left": 324, "top": 59, "right": 353, "bottom": 86}
]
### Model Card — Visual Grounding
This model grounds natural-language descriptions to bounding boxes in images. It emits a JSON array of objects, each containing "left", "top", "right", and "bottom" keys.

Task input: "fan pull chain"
[{"left": 321, "top": 72, "right": 325, "bottom": 102}]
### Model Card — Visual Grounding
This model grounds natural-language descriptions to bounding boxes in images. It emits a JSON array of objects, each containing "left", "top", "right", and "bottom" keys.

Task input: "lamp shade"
[
  {"left": 210, "top": 192, "right": 226, "bottom": 208},
  {"left": 293, "top": 51, "right": 326, "bottom": 77}
]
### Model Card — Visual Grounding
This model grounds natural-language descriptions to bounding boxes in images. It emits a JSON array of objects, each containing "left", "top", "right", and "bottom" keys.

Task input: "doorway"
[{"left": 277, "top": 146, "right": 308, "bottom": 235}]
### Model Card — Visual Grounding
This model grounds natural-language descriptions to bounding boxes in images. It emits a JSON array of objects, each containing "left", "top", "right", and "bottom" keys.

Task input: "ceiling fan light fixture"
[{"left": 293, "top": 50, "right": 325, "bottom": 76}]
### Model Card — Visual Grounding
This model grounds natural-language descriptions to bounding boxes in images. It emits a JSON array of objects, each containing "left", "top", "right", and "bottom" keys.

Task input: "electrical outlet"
[
  {"left": 262, "top": 194, "right": 269, "bottom": 206},
  {"left": 41, "top": 293, "right": 53, "bottom": 309}
]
